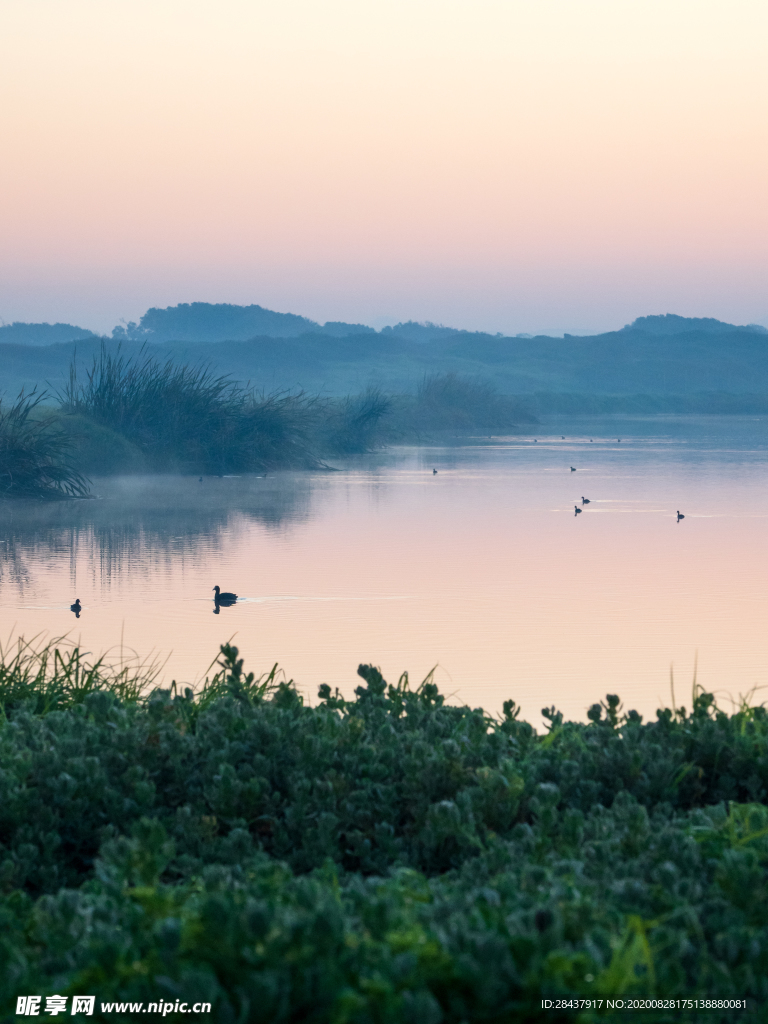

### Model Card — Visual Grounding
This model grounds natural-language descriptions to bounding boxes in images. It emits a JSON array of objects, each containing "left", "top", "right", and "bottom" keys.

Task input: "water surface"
[{"left": 2, "top": 416, "right": 767, "bottom": 724}]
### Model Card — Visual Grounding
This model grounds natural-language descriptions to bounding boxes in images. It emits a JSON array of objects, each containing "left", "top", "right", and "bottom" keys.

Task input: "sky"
[{"left": 1, "top": 0, "right": 766, "bottom": 336}]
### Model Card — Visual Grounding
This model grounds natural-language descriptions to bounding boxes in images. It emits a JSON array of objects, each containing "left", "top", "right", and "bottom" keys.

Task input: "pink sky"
[{"left": 1, "top": 0, "right": 766, "bottom": 335}]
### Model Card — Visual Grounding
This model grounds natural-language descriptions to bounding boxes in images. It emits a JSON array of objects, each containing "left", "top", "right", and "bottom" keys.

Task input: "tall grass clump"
[
  {"left": 0, "top": 391, "right": 90, "bottom": 499},
  {"left": 0, "top": 634, "right": 161, "bottom": 715},
  {"left": 319, "top": 386, "right": 393, "bottom": 454},
  {"left": 61, "top": 344, "right": 320, "bottom": 473},
  {"left": 404, "top": 372, "right": 536, "bottom": 433},
  {"left": 0, "top": 636, "right": 274, "bottom": 719}
]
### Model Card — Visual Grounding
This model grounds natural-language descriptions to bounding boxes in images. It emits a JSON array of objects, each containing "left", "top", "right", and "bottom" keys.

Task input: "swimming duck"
[
  {"left": 574, "top": 506, "right": 582, "bottom": 515},
  {"left": 70, "top": 599, "right": 81, "bottom": 617},
  {"left": 213, "top": 585, "right": 238, "bottom": 604},
  {"left": 676, "top": 511, "right": 685, "bottom": 522},
  {"left": 581, "top": 496, "right": 590, "bottom": 504},
  {"left": 570, "top": 466, "right": 577, "bottom": 472}
]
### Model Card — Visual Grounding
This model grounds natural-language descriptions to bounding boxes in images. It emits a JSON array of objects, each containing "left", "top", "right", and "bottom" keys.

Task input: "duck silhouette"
[
  {"left": 70, "top": 598, "right": 81, "bottom": 618},
  {"left": 676, "top": 511, "right": 685, "bottom": 522},
  {"left": 433, "top": 468, "right": 438, "bottom": 474},
  {"left": 213, "top": 585, "right": 238, "bottom": 606},
  {"left": 570, "top": 466, "right": 577, "bottom": 472},
  {"left": 574, "top": 505, "right": 582, "bottom": 515},
  {"left": 581, "top": 496, "right": 590, "bottom": 504}
]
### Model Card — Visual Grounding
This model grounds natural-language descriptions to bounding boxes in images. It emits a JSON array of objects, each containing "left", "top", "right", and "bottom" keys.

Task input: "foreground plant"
[
  {"left": 1, "top": 645, "right": 767, "bottom": 1021},
  {"left": 0, "top": 634, "right": 161, "bottom": 716}
]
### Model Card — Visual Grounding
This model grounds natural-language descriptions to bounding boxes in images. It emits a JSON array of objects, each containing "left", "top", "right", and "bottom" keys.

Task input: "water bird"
[
  {"left": 433, "top": 468, "right": 437, "bottom": 474},
  {"left": 581, "top": 496, "right": 590, "bottom": 504},
  {"left": 590, "top": 439, "right": 593, "bottom": 442},
  {"left": 213, "top": 585, "right": 238, "bottom": 604},
  {"left": 618, "top": 439, "right": 621, "bottom": 443},
  {"left": 199, "top": 477, "right": 203, "bottom": 483},
  {"left": 676, "top": 511, "right": 685, "bottom": 522},
  {"left": 534, "top": 439, "right": 537, "bottom": 442},
  {"left": 70, "top": 599, "right": 81, "bottom": 617},
  {"left": 574, "top": 506, "right": 582, "bottom": 515},
  {"left": 570, "top": 466, "right": 576, "bottom": 471},
  {"left": 561, "top": 436, "right": 565, "bottom": 440}
]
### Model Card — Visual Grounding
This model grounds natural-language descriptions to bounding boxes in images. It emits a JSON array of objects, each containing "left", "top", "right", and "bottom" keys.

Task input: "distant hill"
[
  {"left": 111, "top": 302, "right": 376, "bottom": 343},
  {"left": 380, "top": 321, "right": 464, "bottom": 342},
  {"left": 2, "top": 306, "right": 768, "bottom": 408},
  {"left": 0, "top": 321, "right": 98, "bottom": 346},
  {"left": 622, "top": 314, "right": 768, "bottom": 336}
]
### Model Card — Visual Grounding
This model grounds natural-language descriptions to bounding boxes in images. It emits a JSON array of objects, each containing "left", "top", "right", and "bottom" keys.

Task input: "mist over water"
[{"left": 1, "top": 415, "right": 767, "bottom": 724}]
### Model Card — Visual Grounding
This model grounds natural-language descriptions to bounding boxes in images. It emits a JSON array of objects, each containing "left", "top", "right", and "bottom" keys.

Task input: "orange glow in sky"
[{"left": 0, "top": 0, "right": 766, "bottom": 333}]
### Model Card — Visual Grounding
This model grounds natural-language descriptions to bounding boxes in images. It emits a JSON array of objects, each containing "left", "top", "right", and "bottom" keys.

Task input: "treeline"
[
  {"left": 0, "top": 345, "right": 533, "bottom": 498},
  {"left": 0, "top": 640, "right": 767, "bottom": 1020}
]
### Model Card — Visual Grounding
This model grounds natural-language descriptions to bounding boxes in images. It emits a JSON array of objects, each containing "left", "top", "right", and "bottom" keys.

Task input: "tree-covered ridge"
[
  {"left": 0, "top": 322, "right": 98, "bottom": 346},
  {"left": 622, "top": 314, "right": 767, "bottom": 337},
  {"left": 0, "top": 643, "right": 767, "bottom": 1020},
  {"left": 3, "top": 306, "right": 768, "bottom": 400},
  {"left": 5, "top": 304, "right": 767, "bottom": 349},
  {"left": 112, "top": 302, "right": 377, "bottom": 343}
]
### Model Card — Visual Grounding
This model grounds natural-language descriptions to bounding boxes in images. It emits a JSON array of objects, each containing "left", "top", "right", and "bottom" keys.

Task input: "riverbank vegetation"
[
  {"left": 0, "top": 639, "right": 766, "bottom": 1021},
  {"left": 0, "top": 346, "right": 533, "bottom": 497}
]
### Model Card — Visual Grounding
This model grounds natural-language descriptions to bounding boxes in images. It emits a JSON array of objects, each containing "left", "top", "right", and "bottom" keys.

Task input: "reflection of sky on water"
[{"left": 2, "top": 416, "right": 768, "bottom": 726}]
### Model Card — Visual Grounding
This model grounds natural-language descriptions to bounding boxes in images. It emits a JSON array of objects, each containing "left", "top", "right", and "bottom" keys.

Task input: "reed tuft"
[{"left": 0, "top": 390, "right": 90, "bottom": 499}]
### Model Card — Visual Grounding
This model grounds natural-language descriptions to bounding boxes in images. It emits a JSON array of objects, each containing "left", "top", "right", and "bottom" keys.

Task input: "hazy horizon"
[
  {"left": 2, "top": 0, "right": 767, "bottom": 337},
  {"left": 2, "top": 303, "right": 768, "bottom": 343}
]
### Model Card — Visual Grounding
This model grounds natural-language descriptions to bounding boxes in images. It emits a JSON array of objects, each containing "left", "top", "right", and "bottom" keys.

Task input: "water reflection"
[
  {"left": 1, "top": 418, "right": 768, "bottom": 725},
  {"left": 0, "top": 473, "right": 314, "bottom": 595}
]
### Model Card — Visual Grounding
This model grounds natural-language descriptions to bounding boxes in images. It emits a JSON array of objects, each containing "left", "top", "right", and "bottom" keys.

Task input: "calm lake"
[{"left": 2, "top": 415, "right": 768, "bottom": 724}]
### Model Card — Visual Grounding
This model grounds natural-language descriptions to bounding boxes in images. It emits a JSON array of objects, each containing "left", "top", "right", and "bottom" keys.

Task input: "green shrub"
[{"left": 1, "top": 645, "right": 767, "bottom": 1020}]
